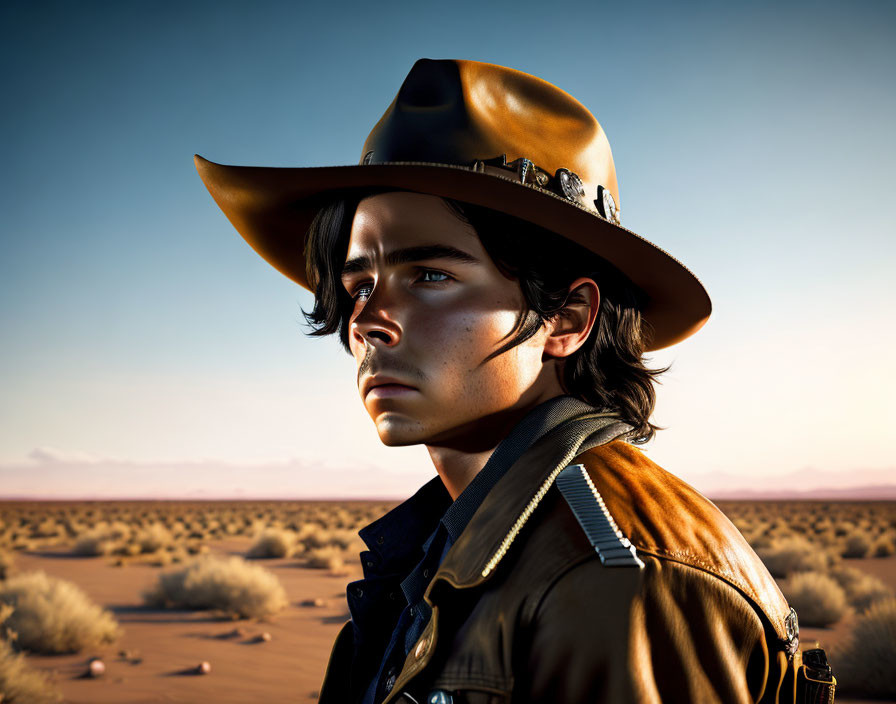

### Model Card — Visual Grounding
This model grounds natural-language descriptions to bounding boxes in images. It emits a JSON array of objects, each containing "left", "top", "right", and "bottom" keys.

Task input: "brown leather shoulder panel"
[{"left": 574, "top": 440, "right": 791, "bottom": 641}]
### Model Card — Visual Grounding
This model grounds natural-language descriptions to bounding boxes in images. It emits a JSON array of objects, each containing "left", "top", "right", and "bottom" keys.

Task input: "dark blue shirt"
[{"left": 346, "top": 395, "right": 600, "bottom": 704}]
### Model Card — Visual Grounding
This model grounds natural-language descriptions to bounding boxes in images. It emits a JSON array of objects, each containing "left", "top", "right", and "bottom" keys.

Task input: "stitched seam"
[
  {"left": 635, "top": 548, "right": 788, "bottom": 643},
  {"left": 634, "top": 544, "right": 760, "bottom": 606}
]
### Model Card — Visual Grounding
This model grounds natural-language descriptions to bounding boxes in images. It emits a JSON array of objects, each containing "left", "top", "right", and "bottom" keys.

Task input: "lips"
[{"left": 362, "top": 375, "right": 418, "bottom": 398}]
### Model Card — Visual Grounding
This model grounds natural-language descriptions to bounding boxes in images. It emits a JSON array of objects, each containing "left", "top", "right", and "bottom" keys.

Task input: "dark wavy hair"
[{"left": 302, "top": 188, "right": 668, "bottom": 443}]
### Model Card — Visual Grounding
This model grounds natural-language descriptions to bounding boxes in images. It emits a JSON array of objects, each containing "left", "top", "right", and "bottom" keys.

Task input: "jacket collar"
[
  {"left": 429, "top": 410, "right": 632, "bottom": 593},
  {"left": 356, "top": 395, "right": 614, "bottom": 571}
]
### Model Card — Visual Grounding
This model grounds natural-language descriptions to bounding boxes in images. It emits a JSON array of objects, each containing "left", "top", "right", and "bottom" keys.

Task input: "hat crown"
[{"left": 361, "top": 58, "right": 620, "bottom": 213}]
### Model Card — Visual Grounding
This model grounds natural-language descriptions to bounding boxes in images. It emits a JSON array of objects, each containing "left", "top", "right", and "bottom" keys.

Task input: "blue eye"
[
  {"left": 418, "top": 270, "right": 451, "bottom": 283},
  {"left": 352, "top": 284, "right": 373, "bottom": 301},
  {"left": 350, "top": 270, "right": 451, "bottom": 302}
]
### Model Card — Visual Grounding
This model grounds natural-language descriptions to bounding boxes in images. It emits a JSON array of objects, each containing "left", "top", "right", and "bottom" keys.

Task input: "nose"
[{"left": 350, "top": 284, "right": 402, "bottom": 349}]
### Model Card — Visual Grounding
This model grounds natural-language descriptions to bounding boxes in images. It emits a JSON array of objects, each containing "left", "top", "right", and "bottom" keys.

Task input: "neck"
[
  {"left": 426, "top": 444, "right": 495, "bottom": 502},
  {"left": 425, "top": 388, "right": 565, "bottom": 501}
]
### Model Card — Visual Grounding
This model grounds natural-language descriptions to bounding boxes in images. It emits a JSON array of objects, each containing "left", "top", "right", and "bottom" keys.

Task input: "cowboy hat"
[{"left": 194, "top": 58, "right": 711, "bottom": 351}]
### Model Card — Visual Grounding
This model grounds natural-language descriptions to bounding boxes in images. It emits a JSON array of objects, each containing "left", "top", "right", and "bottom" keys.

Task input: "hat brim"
[{"left": 194, "top": 155, "right": 710, "bottom": 352}]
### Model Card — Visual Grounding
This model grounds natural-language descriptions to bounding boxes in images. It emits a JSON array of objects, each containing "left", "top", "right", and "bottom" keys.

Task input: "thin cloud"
[{"left": 27, "top": 447, "right": 108, "bottom": 465}]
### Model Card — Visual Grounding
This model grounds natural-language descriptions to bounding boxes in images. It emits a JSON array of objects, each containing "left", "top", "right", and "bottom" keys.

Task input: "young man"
[{"left": 196, "top": 59, "right": 835, "bottom": 703}]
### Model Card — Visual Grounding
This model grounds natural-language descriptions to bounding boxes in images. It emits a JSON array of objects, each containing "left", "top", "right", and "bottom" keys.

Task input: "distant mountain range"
[
  {"left": 687, "top": 465, "right": 896, "bottom": 501},
  {"left": 706, "top": 484, "right": 896, "bottom": 501},
  {"left": 0, "top": 451, "right": 893, "bottom": 501}
]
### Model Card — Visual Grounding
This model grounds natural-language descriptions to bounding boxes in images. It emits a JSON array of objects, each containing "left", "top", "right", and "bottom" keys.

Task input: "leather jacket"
[{"left": 319, "top": 412, "right": 805, "bottom": 704}]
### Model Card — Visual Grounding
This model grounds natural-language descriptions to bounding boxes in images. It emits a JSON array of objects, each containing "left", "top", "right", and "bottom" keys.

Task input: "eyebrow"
[{"left": 341, "top": 244, "right": 481, "bottom": 277}]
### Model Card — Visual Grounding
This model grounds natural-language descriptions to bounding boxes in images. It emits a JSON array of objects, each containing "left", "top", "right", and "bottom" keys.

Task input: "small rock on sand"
[
  {"left": 88, "top": 658, "right": 105, "bottom": 678},
  {"left": 300, "top": 597, "right": 327, "bottom": 607},
  {"left": 219, "top": 627, "right": 247, "bottom": 639},
  {"left": 196, "top": 661, "right": 212, "bottom": 675}
]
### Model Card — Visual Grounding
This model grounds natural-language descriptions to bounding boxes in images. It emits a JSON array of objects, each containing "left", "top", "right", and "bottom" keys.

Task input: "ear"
[{"left": 542, "top": 277, "right": 600, "bottom": 359}]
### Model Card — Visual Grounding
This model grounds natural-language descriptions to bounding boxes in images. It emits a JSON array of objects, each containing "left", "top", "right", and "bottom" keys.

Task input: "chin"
[{"left": 372, "top": 413, "right": 430, "bottom": 446}]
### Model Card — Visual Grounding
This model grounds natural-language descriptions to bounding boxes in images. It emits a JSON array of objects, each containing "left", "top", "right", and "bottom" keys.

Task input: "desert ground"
[{"left": 1, "top": 499, "right": 894, "bottom": 703}]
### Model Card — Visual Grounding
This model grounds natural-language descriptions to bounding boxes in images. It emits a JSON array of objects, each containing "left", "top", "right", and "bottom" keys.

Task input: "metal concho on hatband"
[
  {"left": 471, "top": 154, "right": 621, "bottom": 225},
  {"left": 360, "top": 150, "right": 621, "bottom": 225}
]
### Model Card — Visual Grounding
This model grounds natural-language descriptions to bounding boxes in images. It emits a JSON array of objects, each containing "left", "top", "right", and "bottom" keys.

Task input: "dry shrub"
[
  {"left": 743, "top": 527, "right": 773, "bottom": 550},
  {"left": 833, "top": 597, "right": 896, "bottom": 699},
  {"left": 0, "top": 638, "right": 60, "bottom": 703},
  {"left": 829, "top": 565, "right": 894, "bottom": 613},
  {"left": 9, "top": 539, "right": 34, "bottom": 552},
  {"left": 304, "top": 546, "right": 345, "bottom": 572},
  {"left": 247, "top": 528, "right": 297, "bottom": 559},
  {"left": 30, "top": 519, "right": 63, "bottom": 540},
  {"left": 0, "top": 605, "right": 60, "bottom": 704},
  {"left": 0, "top": 550, "right": 14, "bottom": 580},
  {"left": 135, "top": 523, "right": 172, "bottom": 553},
  {"left": 75, "top": 520, "right": 171, "bottom": 558},
  {"left": 328, "top": 529, "right": 360, "bottom": 551},
  {"left": 142, "top": 555, "right": 287, "bottom": 619},
  {"left": 121, "top": 542, "right": 142, "bottom": 557},
  {"left": 840, "top": 532, "right": 871, "bottom": 559},
  {"left": 298, "top": 525, "right": 332, "bottom": 550},
  {"left": 835, "top": 521, "right": 855, "bottom": 537},
  {"left": 98, "top": 521, "right": 131, "bottom": 540},
  {"left": 142, "top": 550, "right": 173, "bottom": 567},
  {"left": 829, "top": 564, "right": 869, "bottom": 593},
  {"left": 780, "top": 571, "right": 848, "bottom": 627},
  {"left": 72, "top": 528, "right": 120, "bottom": 557},
  {"left": 0, "top": 571, "right": 121, "bottom": 654},
  {"left": 756, "top": 536, "right": 829, "bottom": 578},
  {"left": 872, "top": 533, "right": 895, "bottom": 557}
]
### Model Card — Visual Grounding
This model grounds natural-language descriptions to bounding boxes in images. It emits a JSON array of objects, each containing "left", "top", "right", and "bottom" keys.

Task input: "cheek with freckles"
[{"left": 413, "top": 305, "right": 534, "bottom": 412}]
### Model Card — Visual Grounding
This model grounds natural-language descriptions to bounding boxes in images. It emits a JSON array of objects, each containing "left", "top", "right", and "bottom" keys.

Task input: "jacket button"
[
  {"left": 414, "top": 637, "right": 429, "bottom": 659},
  {"left": 384, "top": 667, "right": 397, "bottom": 693},
  {"left": 428, "top": 691, "right": 454, "bottom": 704}
]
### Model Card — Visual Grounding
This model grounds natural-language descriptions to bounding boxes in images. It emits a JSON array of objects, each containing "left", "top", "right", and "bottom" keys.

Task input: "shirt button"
[
  {"left": 354, "top": 587, "right": 363, "bottom": 598},
  {"left": 365, "top": 560, "right": 374, "bottom": 569},
  {"left": 377, "top": 535, "right": 385, "bottom": 545},
  {"left": 388, "top": 591, "right": 397, "bottom": 600},
  {"left": 409, "top": 606, "right": 415, "bottom": 616},
  {"left": 423, "top": 568, "right": 430, "bottom": 578}
]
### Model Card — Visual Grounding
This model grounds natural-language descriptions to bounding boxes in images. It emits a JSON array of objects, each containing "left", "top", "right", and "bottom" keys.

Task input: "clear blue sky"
[{"left": 1, "top": 0, "right": 894, "bottom": 498}]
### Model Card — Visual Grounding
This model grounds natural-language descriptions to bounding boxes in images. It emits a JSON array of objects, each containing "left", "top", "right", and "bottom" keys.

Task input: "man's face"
[{"left": 341, "top": 191, "right": 560, "bottom": 450}]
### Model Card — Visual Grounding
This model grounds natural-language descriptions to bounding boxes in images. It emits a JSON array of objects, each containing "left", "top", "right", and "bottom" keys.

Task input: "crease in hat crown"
[
  {"left": 193, "top": 57, "right": 712, "bottom": 351},
  {"left": 360, "top": 58, "right": 620, "bottom": 219}
]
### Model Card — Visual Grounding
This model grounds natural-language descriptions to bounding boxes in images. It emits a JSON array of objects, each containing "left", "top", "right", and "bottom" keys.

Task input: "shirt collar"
[{"left": 357, "top": 473, "right": 450, "bottom": 571}]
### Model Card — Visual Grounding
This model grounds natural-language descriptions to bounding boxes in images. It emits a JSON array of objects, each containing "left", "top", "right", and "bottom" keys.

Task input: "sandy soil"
[
  {"left": 16, "top": 537, "right": 357, "bottom": 703},
  {"left": 10, "top": 540, "right": 896, "bottom": 703}
]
